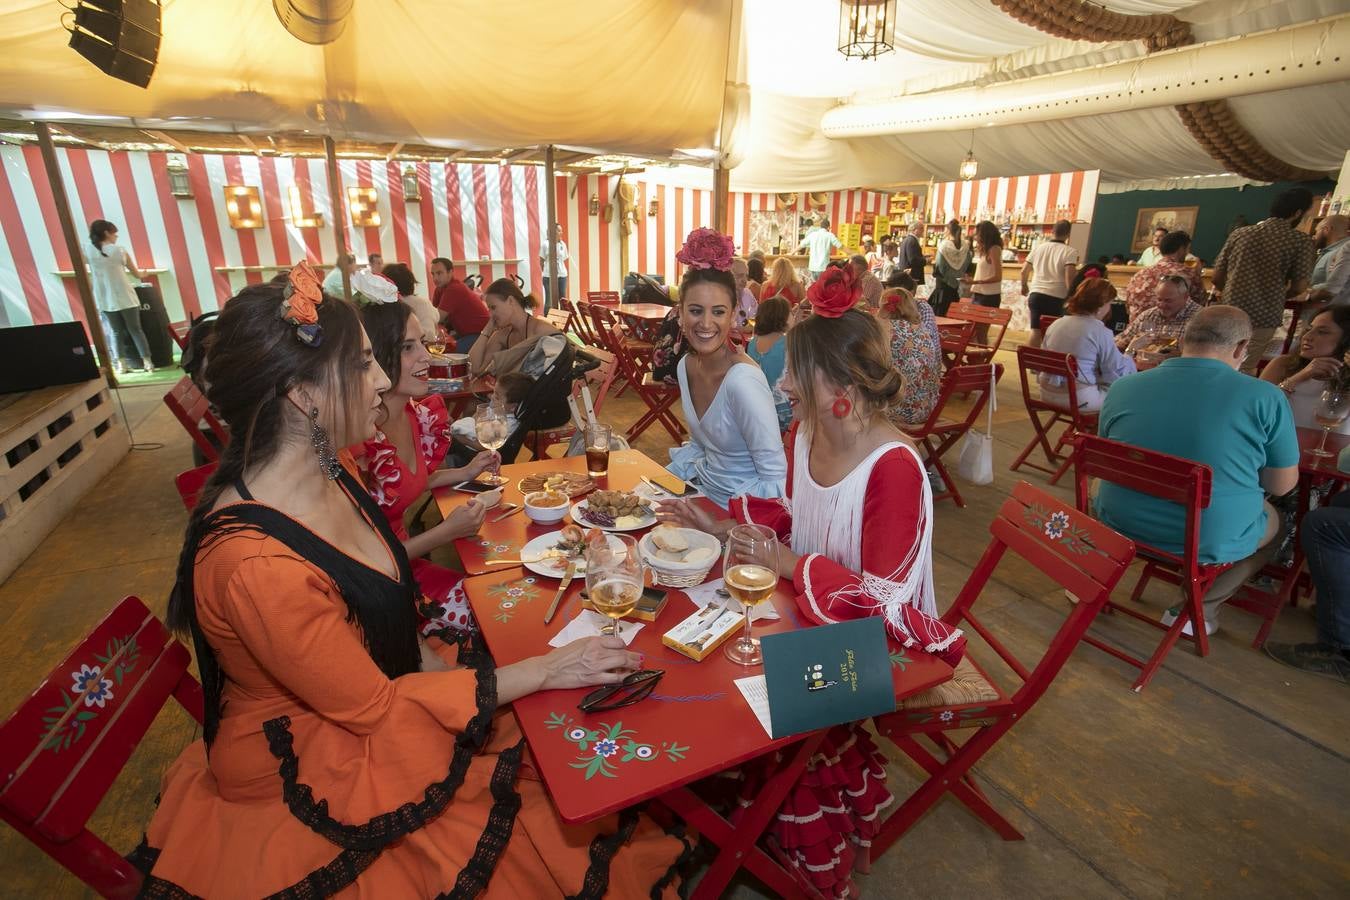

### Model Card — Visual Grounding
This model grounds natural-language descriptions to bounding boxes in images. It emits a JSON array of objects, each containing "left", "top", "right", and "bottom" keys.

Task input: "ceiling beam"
[
  {"left": 500, "top": 148, "right": 535, "bottom": 163},
  {"left": 385, "top": 142, "right": 404, "bottom": 161},
  {"left": 142, "top": 129, "right": 190, "bottom": 153},
  {"left": 236, "top": 133, "right": 261, "bottom": 154}
]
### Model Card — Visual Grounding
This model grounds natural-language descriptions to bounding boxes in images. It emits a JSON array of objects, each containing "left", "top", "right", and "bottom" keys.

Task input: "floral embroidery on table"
[
  {"left": 486, "top": 577, "right": 540, "bottom": 623},
  {"left": 478, "top": 539, "right": 522, "bottom": 564},
  {"left": 545, "top": 712, "right": 690, "bottom": 780},
  {"left": 1024, "top": 504, "right": 1094, "bottom": 555}
]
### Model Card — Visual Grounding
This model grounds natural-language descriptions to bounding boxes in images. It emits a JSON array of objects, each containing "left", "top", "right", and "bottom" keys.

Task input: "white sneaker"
[{"left": 1160, "top": 608, "right": 1218, "bottom": 637}]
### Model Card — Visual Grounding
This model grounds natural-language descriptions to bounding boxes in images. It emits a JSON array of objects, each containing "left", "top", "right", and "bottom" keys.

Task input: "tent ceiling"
[{"left": 0, "top": 0, "right": 1344, "bottom": 189}]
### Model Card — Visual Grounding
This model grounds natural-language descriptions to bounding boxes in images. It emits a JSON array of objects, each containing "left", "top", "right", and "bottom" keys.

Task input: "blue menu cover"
[{"left": 760, "top": 617, "right": 896, "bottom": 738}]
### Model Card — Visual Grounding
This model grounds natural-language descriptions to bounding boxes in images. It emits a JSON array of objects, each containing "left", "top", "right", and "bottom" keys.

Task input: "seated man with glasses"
[
  {"left": 1115, "top": 274, "right": 1202, "bottom": 354},
  {"left": 1096, "top": 306, "right": 1300, "bottom": 636}
]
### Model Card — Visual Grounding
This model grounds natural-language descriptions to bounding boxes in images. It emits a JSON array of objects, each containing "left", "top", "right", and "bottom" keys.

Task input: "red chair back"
[
  {"left": 0, "top": 597, "right": 204, "bottom": 898},
  {"left": 947, "top": 301, "right": 1012, "bottom": 356},
  {"left": 570, "top": 299, "right": 598, "bottom": 344},
  {"left": 937, "top": 320, "right": 975, "bottom": 369},
  {"left": 909, "top": 363, "right": 1001, "bottom": 439},
  {"left": 175, "top": 462, "right": 217, "bottom": 512},
  {"left": 586, "top": 291, "right": 620, "bottom": 306},
  {"left": 1016, "top": 345, "right": 1083, "bottom": 415},
  {"left": 545, "top": 307, "right": 574, "bottom": 335},
  {"left": 945, "top": 481, "right": 1137, "bottom": 703},
  {"left": 162, "top": 377, "right": 227, "bottom": 462},
  {"left": 1037, "top": 315, "right": 1060, "bottom": 332},
  {"left": 167, "top": 321, "right": 190, "bottom": 351},
  {"left": 577, "top": 346, "right": 619, "bottom": 417}
]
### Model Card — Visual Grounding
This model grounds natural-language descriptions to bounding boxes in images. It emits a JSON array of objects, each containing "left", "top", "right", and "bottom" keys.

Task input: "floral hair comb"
[
  {"left": 350, "top": 268, "right": 399, "bottom": 307},
  {"left": 807, "top": 266, "right": 861, "bottom": 318},
  {"left": 676, "top": 227, "right": 736, "bottom": 272},
  {"left": 281, "top": 260, "right": 324, "bottom": 347},
  {"left": 881, "top": 288, "right": 912, "bottom": 317}
]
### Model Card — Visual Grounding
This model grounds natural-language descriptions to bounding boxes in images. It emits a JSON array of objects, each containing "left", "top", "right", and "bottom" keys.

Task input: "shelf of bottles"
[{"left": 924, "top": 204, "right": 1083, "bottom": 253}]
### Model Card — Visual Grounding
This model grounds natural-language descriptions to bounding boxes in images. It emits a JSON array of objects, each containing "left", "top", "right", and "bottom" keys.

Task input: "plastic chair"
[
  {"left": 901, "top": 363, "right": 1003, "bottom": 508},
  {"left": 1008, "top": 346, "right": 1097, "bottom": 485},
  {"left": 527, "top": 346, "right": 619, "bottom": 459},
  {"left": 0, "top": 597, "right": 204, "bottom": 898},
  {"left": 174, "top": 462, "right": 217, "bottom": 512},
  {"left": 945, "top": 301, "right": 1012, "bottom": 364},
  {"left": 870, "top": 482, "right": 1135, "bottom": 857},
  {"left": 162, "top": 377, "right": 228, "bottom": 463},
  {"left": 1071, "top": 434, "right": 1235, "bottom": 691}
]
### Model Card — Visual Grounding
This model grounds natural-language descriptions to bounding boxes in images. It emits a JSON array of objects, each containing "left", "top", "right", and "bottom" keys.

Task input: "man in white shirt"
[
  {"left": 539, "top": 222, "right": 569, "bottom": 312},
  {"left": 1135, "top": 227, "right": 1168, "bottom": 267},
  {"left": 321, "top": 253, "right": 356, "bottom": 298},
  {"left": 797, "top": 218, "right": 841, "bottom": 282},
  {"left": 368, "top": 252, "right": 384, "bottom": 275},
  {"left": 1020, "top": 220, "right": 1081, "bottom": 347}
]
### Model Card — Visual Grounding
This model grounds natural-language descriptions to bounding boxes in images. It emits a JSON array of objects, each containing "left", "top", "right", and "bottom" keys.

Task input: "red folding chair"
[
  {"left": 1036, "top": 314, "right": 1060, "bottom": 334},
  {"left": 167, "top": 321, "right": 190, "bottom": 352},
  {"left": 937, "top": 321, "right": 976, "bottom": 371},
  {"left": 870, "top": 482, "right": 1135, "bottom": 857},
  {"left": 544, "top": 307, "right": 573, "bottom": 335},
  {"left": 901, "top": 363, "right": 1003, "bottom": 508},
  {"left": 1071, "top": 434, "right": 1244, "bottom": 691},
  {"left": 594, "top": 319, "right": 683, "bottom": 443},
  {"left": 585, "top": 290, "right": 620, "bottom": 306},
  {"left": 566, "top": 299, "right": 597, "bottom": 345},
  {"left": 174, "top": 462, "right": 217, "bottom": 511},
  {"left": 946, "top": 301, "right": 1012, "bottom": 364},
  {"left": 0, "top": 597, "right": 205, "bottom": 898},
  {"left": 162, "top": 377, "right": 228, "bottom": 462},
  {"left": 526, "top": 346, "right": 619, "bottom": 459},
  {"left": 589, "top": 303, "right": 653, "bottom": 398},
  {"left": 1008, "top": 346, "right": 1097, "bottom": 485}
]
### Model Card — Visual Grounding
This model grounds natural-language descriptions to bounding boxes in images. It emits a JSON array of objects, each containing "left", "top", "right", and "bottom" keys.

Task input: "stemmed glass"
[
  {"left": 585, "top": 534, "right": 643, "bottom": 638},
  {"left": 1309, "top": 388, "right": 1349, "bottom": 458},
  {"left": 722, "top": 523, "right": 780, "bottom": 666},
  {"left": 474, "top": 402, "right": 509, "bottom": 484},
  {"left": 424, "top": 324, "right": 449, "bottom": 356}
]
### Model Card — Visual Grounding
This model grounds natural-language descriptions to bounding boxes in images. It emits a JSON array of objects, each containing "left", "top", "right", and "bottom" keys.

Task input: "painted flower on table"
[
  {"left": 72, "top": 664, "right": 113, "bottom": 708},
  {"left": 593, "top": 738, "right": 620, "bottom": 758}
]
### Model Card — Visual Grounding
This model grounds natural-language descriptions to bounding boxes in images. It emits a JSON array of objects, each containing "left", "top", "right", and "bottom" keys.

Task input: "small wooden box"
[{"left": 661, "top": 605, "right": 745, "bottom": 661}]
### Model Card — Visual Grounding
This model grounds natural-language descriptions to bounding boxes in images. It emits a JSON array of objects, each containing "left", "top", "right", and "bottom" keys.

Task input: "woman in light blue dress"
[
  {"left": 744, "top": 295, "right": 793, "bottom": 432},
  {"left": 666, "top": 229, "right": 787, "bottom": 507}
]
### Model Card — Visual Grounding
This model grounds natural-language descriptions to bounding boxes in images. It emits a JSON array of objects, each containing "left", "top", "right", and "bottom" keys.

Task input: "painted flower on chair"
[
  {"left": 1044, "top": 510, "right": 1071, "bottom": 541},
  {"left": 71, "top": 664, "right": 113, "bottom": 708},
  {"left": 593, "top": 738, "right": 620, "bottom": 758},
  {"left": 939, "top": 710, "right": 955, "bottom": 723}
]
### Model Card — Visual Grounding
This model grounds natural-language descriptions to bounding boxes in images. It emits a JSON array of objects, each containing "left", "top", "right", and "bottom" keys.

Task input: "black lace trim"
[
  {"left": 127, "top": 834, "right": 160, "bottom": 877},
  {"left": 439, "top": 738, "right": 526, "bottom": 900},
  {"left": 261, "top": 631, "right": 500, "bottom": 850},
  {"left": 567, "top": 807, "right": 641, "bottom": 900},
  {"left": 649, "top": 820, "right": 695, "bottom": 899},
  {"left": 263, "top": 848, "right": 382, "bottom": 900}
]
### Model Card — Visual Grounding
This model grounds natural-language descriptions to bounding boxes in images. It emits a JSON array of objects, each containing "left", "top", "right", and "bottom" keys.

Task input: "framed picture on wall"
[{"left": 1132, "top": 206, "right": 1198, "bottom": 251}]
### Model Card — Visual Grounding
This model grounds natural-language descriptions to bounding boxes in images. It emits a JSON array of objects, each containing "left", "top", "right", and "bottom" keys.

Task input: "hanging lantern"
[
  {"left": 838, "top": 0, "right": 896, "bottom": 60},
  {"left": 959, "top": 131, "right": 978, "bottom": 180},
  {"left": 165, "top": 154, "right": 192, "bottom": 197},
  {"left": 401, "top": 164, "right": 421, "bottom": 201}
]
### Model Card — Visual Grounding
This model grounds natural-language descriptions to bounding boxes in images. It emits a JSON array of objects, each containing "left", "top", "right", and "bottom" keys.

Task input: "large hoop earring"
[
  {"left": 309, "top": 407, "right": 341, "bottom": 480},
  {"left": 831, "top": 390, "right": 853, "bottom": 419}
]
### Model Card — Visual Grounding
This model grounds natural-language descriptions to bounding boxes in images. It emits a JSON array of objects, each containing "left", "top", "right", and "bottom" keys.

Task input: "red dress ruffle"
[{"left": 359, "top": 395, "right": 476, "bottom": 635}]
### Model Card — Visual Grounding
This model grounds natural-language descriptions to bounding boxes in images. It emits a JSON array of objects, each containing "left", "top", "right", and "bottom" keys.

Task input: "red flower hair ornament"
[
  {"left": 676, "top": 227, "right": 736, "bottom": 272},
  {"left": 282, "top": 260, "right": 325, "bottom": 347},
  {"left": 807, "top": 266, "right": 861, "bottom": 318}
]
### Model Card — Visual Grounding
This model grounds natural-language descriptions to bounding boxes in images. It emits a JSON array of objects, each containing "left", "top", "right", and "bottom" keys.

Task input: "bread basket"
[{"left": 638, "top": 527, "right": 720, "bottom": 588}]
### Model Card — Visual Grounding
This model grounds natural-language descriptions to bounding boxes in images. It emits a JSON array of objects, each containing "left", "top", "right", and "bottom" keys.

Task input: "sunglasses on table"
[{"left": 578, "top": 669, "right": 664, "bottom": 713}]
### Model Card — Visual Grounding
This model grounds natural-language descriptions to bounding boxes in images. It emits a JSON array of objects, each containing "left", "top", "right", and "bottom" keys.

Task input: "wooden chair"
[
  {"left": 526, "top": 346, "right": 619, "bottom": 459},
  {"left": 1035, "top": 314, "right": 1060, "bottom": 334},
  {"left": 901, "top": 363, "right": 1003, "bottom": 508},
  {"left": 588, "top": 316, "right": 683, "bottom": 443},
  {"left": 167, "top": 321, "right": 190, "bottom": 352},
  {"left": 870, "top": 482, "right": 1135, "bottom": 857},
  {"left": 567, "top": 299, "right": 598, "bottom": 345},
  {"left": 946, "top": 301, "right": 1012, "bottom": 365},
  {"left": 1008, "top": 346, "right": 1097, "bottom": 485},
  {"left": 162, "top": 377, "right": 228, "bottom": 462},
  {"left": 585, "top": 290, "right": 620, "bottom": 306},
  {"left": 174, "top": 462, "right": 217, "bottom": 512},
  {"left": 937, "top": 321, "right": 976, "bottom": 371},
  {"left": 588, "top": 303, "right": 654, "bottom": 399},
  {"left": 0, "top": 597, "right": 204, "bottom": 898},
  {"left": 544, "top": 307, "right": 573, "bottom": 335},
  {"left": 1071, "top": 434, "right": 1239, "bottom": 691}
]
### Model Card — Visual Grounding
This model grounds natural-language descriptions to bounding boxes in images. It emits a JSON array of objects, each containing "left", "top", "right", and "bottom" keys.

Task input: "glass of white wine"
[
  {"left": 722, "top": 523, "right": 780, "bottom": 666},
  {"left": 474, "top": 402, "right": 509, "bottom": 485},
  {"left": 1309, "top": 388, "right": 1349, "bottom": 458},
  {"left": 585, "top": 534, "right": 642, "bottom": 638}
]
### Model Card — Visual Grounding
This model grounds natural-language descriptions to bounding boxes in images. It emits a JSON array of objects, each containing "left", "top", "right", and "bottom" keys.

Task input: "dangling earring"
[
  {"left": 831, "top": 389, "right": 853, "bottom": 419},
  {"left": 309, "top": 407, "right": 341, "bottom": 480}
]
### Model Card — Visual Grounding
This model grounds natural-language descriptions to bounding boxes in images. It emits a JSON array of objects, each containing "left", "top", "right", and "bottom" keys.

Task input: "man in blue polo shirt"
[{"left": 1096, "top": 306, "right": 1300, "bottom": 635}]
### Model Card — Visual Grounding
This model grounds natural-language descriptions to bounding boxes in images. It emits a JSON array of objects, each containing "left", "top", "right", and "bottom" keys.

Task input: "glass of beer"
[
  {"left": 585, "top": 422, "right": 612, "bottom": 478},
  {"left": 1309, "top": 389, "right": 1348, "bottom": 458},
  {"left": 586, "top": 534, "right": 642, "bottom": 638},
  {"left": 722, "top": 523, "right": 780, "bottom": 666},
  {"left": 474, "top": 402, "right": 510, "bottom": 485}
]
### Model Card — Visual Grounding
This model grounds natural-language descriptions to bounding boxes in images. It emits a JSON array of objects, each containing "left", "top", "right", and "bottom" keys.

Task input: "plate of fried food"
[
  {"left": 520, "top": 525, "right": 622, "bottom": 577},
  {"left": 517, "top": 471, "right": 596, "bottom": 499},
  {"left": 571, "top": 489, "right": 657, "bottom": 531}
]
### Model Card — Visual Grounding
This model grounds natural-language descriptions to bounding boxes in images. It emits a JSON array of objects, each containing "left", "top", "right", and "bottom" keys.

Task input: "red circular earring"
[{"left": 831, "top": 390, "right": 853, "bottom": 418}]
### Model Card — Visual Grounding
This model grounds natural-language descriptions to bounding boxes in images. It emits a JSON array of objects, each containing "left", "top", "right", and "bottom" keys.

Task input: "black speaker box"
[{"left": 68, "top": 0, "right": 161, "bottom": 88}]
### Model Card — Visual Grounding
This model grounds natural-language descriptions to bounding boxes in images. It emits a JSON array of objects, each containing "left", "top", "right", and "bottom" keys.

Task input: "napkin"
[
  {"left": 548, "top": 610, "right": 646, "bottom": 648},
  {"left": 681, "top": 577, "right": 780, "bottom": 622}
]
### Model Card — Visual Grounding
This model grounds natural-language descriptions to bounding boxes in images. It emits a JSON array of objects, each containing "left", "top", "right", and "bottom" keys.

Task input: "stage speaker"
[{"left": 67, "top": 0, "right": 161, "bottom": 89}]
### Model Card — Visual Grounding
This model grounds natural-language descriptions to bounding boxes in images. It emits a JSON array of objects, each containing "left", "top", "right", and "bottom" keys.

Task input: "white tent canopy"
[{"left": 0, "top": 0, "right": 1346, "bottom": 188}]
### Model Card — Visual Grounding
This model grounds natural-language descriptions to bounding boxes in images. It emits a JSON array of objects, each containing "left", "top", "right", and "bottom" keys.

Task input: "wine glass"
[
  {"left": 585, "top": 534, "right": 642, "bottom": 638},
  {"left": 474, "top": 402, "right": 509, "bottom": 484},
  {"left": 425, "top": 324, "right": 449, "bottom": 356},
  {"left": 1309, "top": 388, "right": 1349, "bottom": 458},
  {"left": 722, "top": 523, "right": 780, "bottom": 666}
]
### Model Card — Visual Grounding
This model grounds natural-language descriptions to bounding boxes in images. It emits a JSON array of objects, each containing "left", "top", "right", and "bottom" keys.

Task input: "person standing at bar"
[
  {"left": 87, "top": 219, "right": 155, "bottom": 374},
  {"left": 897, "top": 221, "right": 927, "bottom": 286},
  {"left": 539, "top": 222, "right": 569, "bottom": 312},
  {"left": 1020, "top": 219, "right": 1080, "bottom": 348},
  {"left": 797, "top": 218, "right": 841, "bottom": 283}
]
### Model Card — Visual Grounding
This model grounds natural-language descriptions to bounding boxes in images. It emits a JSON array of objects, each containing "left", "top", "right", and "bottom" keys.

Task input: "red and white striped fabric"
[{"left": 927, "top": 170, "right": 1100, "bottom": 224}]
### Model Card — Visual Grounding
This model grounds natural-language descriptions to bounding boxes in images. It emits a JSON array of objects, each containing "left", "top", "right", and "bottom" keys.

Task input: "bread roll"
[{"left": 651, "top": 525, "right": 689, "bottom": 553}]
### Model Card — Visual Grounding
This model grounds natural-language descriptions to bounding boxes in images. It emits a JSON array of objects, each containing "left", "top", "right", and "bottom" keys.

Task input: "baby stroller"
[
  {"left": 497, "top": 342, "right": 603, "bottom": 464},
  {"left": 622, "top": 272, "right": 672, "bottom": 305}
]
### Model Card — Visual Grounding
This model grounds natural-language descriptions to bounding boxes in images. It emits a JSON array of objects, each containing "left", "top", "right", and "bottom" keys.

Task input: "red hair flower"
[
  {"left": 676, "top": 227, "right": 735, "bottom": 272},
  {"left": 807, "top": 267, "right": 861, "bottom": 318},
  {"left": 282, "top": 260, "right": 325, "bottom": 346}
]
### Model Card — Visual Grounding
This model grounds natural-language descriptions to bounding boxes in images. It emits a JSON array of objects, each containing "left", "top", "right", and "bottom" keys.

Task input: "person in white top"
[
  {"left": 87, "top": 219, "right": 155, "bottom": 373},
  {"left": 1262, "top": 307, "right": 1350, "bottom": 433},
  {"left": 1136, "top": 226, "right": 1168, "bottom": 267},
  {"left": 538, "top": 222, "right": 569, "bottom": 312},
  {"left": 797, "top": 218, "right": 842, "bottom": 282},
  {"left": 1020, "top": 219, "right": 1082, "bottom": 348}
]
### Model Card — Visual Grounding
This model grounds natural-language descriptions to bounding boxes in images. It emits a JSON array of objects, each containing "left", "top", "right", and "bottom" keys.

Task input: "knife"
[{"left": 544, "top": 560, "right": 576, "bottom": 625}]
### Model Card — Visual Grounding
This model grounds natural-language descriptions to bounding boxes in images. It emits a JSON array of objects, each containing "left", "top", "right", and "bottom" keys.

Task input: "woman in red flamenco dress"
[
  {"left": 354, "top": 297, "right": 498, "bottom": 635},
  {"left": 658, "top": 269, "right": 966, "bottom": 899}
]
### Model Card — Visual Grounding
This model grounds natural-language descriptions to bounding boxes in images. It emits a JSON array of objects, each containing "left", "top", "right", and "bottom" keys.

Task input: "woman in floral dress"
[
  {"left": 658, "top": 274, "right": 965, "bottom": 898},
  {"left": 356, "top": 296, "right": 497, "bottom": 634},
  {"left": 877, "top": 287, "right": 942, "bottom": 426}
]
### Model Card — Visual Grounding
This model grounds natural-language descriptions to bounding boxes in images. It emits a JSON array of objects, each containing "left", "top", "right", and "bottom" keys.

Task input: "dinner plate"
[
  {"left": 520, "top": 530, "right": 626, "bottom": 578},
  {"left": 571, "top": 499, "right": 657, "bottom": 532}
]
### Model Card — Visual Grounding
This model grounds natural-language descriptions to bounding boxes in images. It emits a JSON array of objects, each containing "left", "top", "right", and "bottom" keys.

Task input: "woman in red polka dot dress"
[{"left": 353, "top": 292, "right": 498, "bottom": 636}]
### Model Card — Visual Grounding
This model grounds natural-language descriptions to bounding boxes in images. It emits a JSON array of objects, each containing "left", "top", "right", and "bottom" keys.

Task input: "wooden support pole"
[
  {"left": 545, "top": 144, "right": 560, "bottom": 311},
  {"left": 712, "top": 163, "right": 730, "bottom": 235},
  {"left": 34, "top": 122, "right": 117, "bottom": 386},
  {"left": 323, "top": 135, "right": 351, "bottom": 301}
]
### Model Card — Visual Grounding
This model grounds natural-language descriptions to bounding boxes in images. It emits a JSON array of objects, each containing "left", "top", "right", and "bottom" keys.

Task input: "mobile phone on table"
[{"left": 453, "top": 480, "right": 496, "bottom": 495}]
